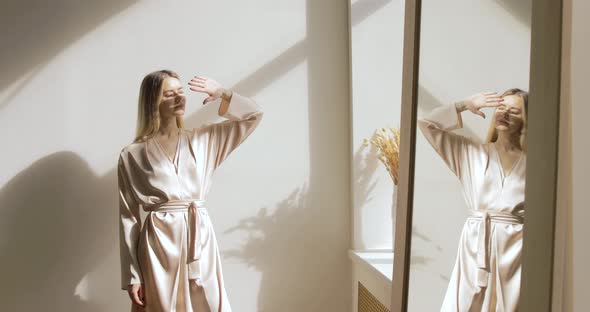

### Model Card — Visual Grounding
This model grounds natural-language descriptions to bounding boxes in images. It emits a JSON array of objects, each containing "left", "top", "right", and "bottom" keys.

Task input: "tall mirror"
[{"left": 408, "top": 1, "right": 532, "bottom": 310}]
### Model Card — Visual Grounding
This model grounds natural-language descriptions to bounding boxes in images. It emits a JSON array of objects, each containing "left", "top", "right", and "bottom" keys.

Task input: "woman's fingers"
[
  {"left": 188, "top": 78, "right": 206, "bottom": 85},
  {"left": 188, "top": 78, "right": 207, "bottom": 92},
  {"left": 482, "top": 91, "right": 498, "bottom": 96},
  {"left": 483, "top": 93, "right": 503, "bottom": 107},
  {"left": 127, "top": 284, "right": 146, "bottom": 306},
  {"left": 474, "top": 109, "right": 486, "bottom": 118},
  {"left": 188, "top": 81, "right": 206, "bottom": 88},
  {"left": 485, "top": 99, "right": 504, "bottom": 107},
  {"left": 132, "top": 289, "right": 144, "bottom": 306},
  {"left": 189, "top": 77, "right": 207, "bottom": 89},
  {"left": 192, "top": 76, "right": 208, "bottom": 84},
  {"left": 485, "top": 94, "right": 502, "bottom": 100},
  {"left": 485, "top": 97, "right": 503, "bottom": 103},
  {"left": 189, "top": 78, "right": 210, "bottom": 94},
  {"left": 189, "top": 76, "right": 223, "bottom": 97},
  {"left": 139, "top": 285, "right": 145, "bottom": 302},
  {"left": 203, "top": 96, "right": 216, "bottom": 105}
]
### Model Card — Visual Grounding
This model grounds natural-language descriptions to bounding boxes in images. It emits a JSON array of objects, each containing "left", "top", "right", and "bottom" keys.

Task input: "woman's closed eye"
[
  {"left": 497, "top": 106, "right": 521, "bottom": 115},
  {"left": 164, "top": 92, "right": 184, "bottom": 98}
]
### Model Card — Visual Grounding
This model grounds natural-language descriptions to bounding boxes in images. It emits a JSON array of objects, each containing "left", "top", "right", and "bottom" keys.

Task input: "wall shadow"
[
  {"left": 494, "top": 0, "right": 532, "bottom": 26},
  {"left": 231, "top": 0, "right": 391, "bottom": 97},
  {"left": 410, "top": 226, "right": 448, "bottom": 282},
  {"left": 223, "top": 147, "right": 380, "bottom": 311},
  {"left": 353, "top": 146, "right": 380, "bottom": 250},
  {"left": 0, "top": 152, "right": 119, "bottom": 311},
  {"left": 224, "top": 186, "right": 336, "bottom": 311},
  {"left": 0, "top": 2, "right": 137, "bottom": 302},
  {"left": 0, "top": 0, "right": 137, "bottom": 107}
]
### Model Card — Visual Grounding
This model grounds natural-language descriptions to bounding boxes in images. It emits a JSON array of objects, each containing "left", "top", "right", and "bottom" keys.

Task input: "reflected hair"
[
  {"left": 485, "top": 88, "right": 529, "bottom": 150},
  {"left": 134, "top": 69, "right": 184, "bottom": 142}
]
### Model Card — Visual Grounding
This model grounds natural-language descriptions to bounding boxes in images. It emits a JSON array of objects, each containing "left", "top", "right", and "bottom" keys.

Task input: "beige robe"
[
  {"left": 118, "top": 93, "right": 263, "bottom": 312},
  {"left": 418, "top": 105, "right": 525, "bottom": 312}
]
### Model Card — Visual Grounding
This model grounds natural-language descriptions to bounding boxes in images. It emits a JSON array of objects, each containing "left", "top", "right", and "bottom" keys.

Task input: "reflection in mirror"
[{"left": 407, "top": 0, "right": 532, "bottom": 311}]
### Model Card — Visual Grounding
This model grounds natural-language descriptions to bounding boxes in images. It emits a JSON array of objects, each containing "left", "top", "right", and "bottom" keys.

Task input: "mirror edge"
[
  {"left": 391, "top": 0, "right": 421, "bottom": 311},
  {"left": 521, "top": 0, "right": 563, "bottom": 311}
]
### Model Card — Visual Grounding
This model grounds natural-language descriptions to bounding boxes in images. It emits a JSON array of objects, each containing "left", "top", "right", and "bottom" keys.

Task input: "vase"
[{"left": 391, "top": 185, "right": 397, "bottom": 251}]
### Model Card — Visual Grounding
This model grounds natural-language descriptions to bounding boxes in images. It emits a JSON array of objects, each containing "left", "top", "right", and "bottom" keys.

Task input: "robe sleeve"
[
  {"left": 195, "top": 93, "right": 263, "bottom": 170},
  {"left": 417, "top": 104, "right": 481, "bottom": 180},
  {"left": 118, "top": 154, "right": 143, "bottom": 290}
]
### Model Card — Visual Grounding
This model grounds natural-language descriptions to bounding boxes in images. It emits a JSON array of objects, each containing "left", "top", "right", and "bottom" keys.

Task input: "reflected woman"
[
  {"left": 118, "top": 70, "right": 263, "bottom": 311},
  {"left": 418, "top": 89, "right": 527, "bottom": 311}
]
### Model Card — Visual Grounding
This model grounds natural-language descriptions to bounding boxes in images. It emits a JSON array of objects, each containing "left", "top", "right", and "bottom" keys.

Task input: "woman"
[
  {"left": 418, "top": 89, "right": 528, "bottom": 311},
  {"left": 118, "top": 69, "right": 263, "bottom": 311}
]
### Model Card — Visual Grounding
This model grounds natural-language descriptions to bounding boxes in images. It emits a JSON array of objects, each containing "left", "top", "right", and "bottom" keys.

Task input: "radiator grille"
[{"left": 358, "top": 282, "right": 390, "bottom": 312}]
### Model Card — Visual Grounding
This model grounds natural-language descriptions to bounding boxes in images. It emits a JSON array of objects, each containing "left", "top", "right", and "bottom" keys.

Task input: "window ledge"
[{"left": 349, "top": 249, "right": 394, "bottom": 285}]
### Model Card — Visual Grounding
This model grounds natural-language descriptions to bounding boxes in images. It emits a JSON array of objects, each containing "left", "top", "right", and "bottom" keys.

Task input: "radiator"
[{"left": 358, "top": 282, "right": 390, "bottom": 312}]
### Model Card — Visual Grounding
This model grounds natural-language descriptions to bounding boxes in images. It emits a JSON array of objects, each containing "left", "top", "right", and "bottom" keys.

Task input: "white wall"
[
  {"left": 408, "top": 1, "right": 531, "bottom": 310},
  {"left": 0, "top": 1, "right": 352, "bottom": 311},
  {"left": 554, "top": 0, "right": 590, "bottom": 310},
  {"left": 350, "top": 0, "right": 404, "bottom": 251}
]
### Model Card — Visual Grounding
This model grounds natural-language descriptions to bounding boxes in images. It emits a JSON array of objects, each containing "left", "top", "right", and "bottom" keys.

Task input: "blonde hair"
[
  {"left": 134, "top": 70, "right": 185, "bottom": 142},
  {"left": 485, "top": 88, "right": 529, "bottom": 150}
]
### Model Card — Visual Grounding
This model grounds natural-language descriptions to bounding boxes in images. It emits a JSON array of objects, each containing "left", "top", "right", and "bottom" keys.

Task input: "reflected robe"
[{"left": 419, "top": 105, "right": 525, "bottom": 312}]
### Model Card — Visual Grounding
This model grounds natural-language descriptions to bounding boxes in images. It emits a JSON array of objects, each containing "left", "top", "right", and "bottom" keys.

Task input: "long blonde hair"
[
  {"left": 485, "top": 88, "right": 529, "bottom": 150},
  {"left": 134, "top": 70, "right": 185, "bottom": 142}
]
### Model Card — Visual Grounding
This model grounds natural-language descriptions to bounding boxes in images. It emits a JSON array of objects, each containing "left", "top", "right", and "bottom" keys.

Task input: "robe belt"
[
  {"left": 150, "top": 199, "right": 207, "bottom": 262},
  {"left": 467, "top": 210, "right": 524, "bottom": 288}
]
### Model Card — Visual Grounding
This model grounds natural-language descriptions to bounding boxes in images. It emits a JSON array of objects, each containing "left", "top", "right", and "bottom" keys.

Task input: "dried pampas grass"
[{"left": 363, "top": 127, "right": 401, "bottom": 185}]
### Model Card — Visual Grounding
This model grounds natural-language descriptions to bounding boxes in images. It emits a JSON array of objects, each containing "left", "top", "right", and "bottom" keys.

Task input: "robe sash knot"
[
  {"left": 149, "top": 199, "right": 207, "bottom": 276},
  {"left": 467, "top": 210, "right": 524, "bottom": 288}
]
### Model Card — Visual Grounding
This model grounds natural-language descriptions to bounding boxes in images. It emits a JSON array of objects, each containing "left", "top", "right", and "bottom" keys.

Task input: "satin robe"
[
  {"left": 418, "top": 105, "right": 525, "bottom": 312},
  {"left": 118, "top": 93, "right": 263, "bottom": 312}
]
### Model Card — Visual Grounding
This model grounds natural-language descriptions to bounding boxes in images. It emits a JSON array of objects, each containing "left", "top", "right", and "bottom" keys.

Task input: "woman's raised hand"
[
  {"left": 127, "top": 283, "right": 145, "bottom": 307},
  {"left": 188, "top": 76, "right": 224, "bottom": 105},
  {"left": 456, "top": 91, "right": 504, "bottom": 118}
]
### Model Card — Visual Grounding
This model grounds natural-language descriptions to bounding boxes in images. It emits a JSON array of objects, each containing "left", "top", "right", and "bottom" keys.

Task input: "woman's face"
[
  {"left": 494, "top": 94, "right": 525, "bottom": 135},
  {"left": 159, "top": 77, "right": 186, "bottom": 119}
]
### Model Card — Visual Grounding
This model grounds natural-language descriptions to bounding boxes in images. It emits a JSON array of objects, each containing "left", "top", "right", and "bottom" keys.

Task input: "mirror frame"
[{"left": 391, "top": 0, "right": 563, "bottom": 311}]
